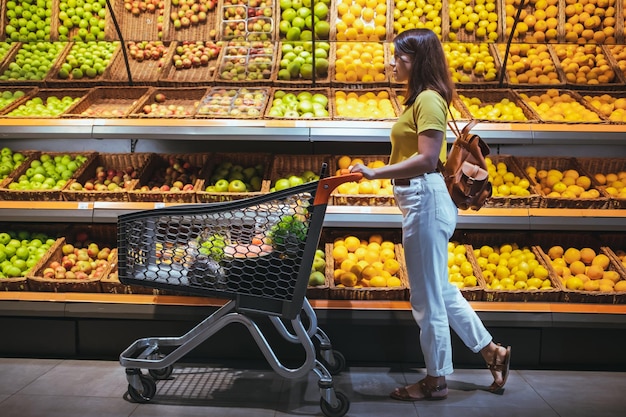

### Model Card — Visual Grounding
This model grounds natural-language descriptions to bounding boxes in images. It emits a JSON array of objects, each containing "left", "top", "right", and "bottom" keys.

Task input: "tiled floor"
[{"left": 0, "top": 357, "right": 624, "bottom": 417}]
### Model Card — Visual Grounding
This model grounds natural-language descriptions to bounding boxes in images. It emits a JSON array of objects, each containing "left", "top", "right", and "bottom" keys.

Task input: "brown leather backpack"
[{"left": 438, "top": 118, "right": 492, "bottom": 211}]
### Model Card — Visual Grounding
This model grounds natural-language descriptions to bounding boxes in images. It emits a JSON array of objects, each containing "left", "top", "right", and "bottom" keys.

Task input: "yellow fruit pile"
[
  {"left": 334, "top": 90, "right": 396, "bottom": 119},
  {"left": 554, "top": 44, "right": 616, "bottom": 85},
  {"left": 594, "top": 171, "right": 626, "bottom": 198},
  {"left": 486, "top": 158, "right": 532, "bottom": 197},
  {"left": 335, "top": 0, "right": 388, "bottom": 41},
  {"left": 448, "top": 242, "right": 478, "bottom": 288},
  {"left": 334, "top": 42, "right": 386, "bottom": 83},
  {"left": 545, "top": 245, "right": 625, "bottom": 292},
  {"left": 459, "top": 95, "right": 528, "bottom": 121},
  {"left": 504, "top": 0, "right": 560, "bottom": 43},
  {"left": 563, "top": 0, "right": 616, "bottom": 44},
  {"left": 444, "top": 43, "right": 498, "bottom": 83},
  {"left": 583, "top": 93, "right": 626, "bottom": 122},
  {"left": 519, "top": 89, "right": 603, "bottom": 122},
  {"left": 474, "top": 243, "right": 552, "bottom": 290},
  {"left": 393, "top": 0, "right": 443, "bottom": 36},
  {"left": 331, "top": 234, "right": 403, "bottom": 288},
  {"left": 335, "top": 154, "right": 393, "bottom": 196},
  {"left": 524, "top": 166, "right": 599, "bottom": 199},
  {"left": 608, "top": 45, "right": 626, "bottom": 78},
  {"left": 499, "top": 43, "right": 560, "bottom": 85},
  {"left": 448, "top": 0, "right": 499, "bottom": 42}
]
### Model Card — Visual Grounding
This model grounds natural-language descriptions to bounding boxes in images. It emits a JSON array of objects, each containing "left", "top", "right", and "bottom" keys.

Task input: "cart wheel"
[
  {"left": 127, "top": 375, "right": 157, "bottom": 403},
  {"left": 149, "top": 365, "right": 173, "bottom": 380},
  {"left": 321, "top": 350, "right": 346, "bottom": 375},
  {"left": 320, "top": 391, "right": 350, "bottom": 417}
]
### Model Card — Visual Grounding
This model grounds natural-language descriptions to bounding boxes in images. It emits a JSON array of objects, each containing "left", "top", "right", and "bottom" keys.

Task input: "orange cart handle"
[{"left": 314, "top": 173, "right": 363, "bottom": 206}]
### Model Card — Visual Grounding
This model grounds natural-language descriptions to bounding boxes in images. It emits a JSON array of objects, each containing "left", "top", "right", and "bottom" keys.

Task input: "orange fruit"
[
  {"left": 592, "top": 254, "right": 610, "bottom": 269},
  {"left": 569, "top": 260, "right": 586, "bottom": 275},
  {"left": 563, "top": 247, "right": 581, "bottom": 264},
  {"left": 614, "top": 280, "right": 626, "bottom": 292},
  {"left": 337, "top": 155, "right": 352, "bottom": 170},
  {"left": 579, "top": 247, "right": 596, "bottom": 265},
  {"left": 586, "top": 265, "right": 604, "bottom": 280},
  {"left": 547, "top": 245, "right": 564, "bottom": 260}
]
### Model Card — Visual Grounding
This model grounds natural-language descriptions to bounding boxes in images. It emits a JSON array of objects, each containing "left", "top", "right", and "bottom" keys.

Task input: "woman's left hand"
[{"left": 350, "top": 163, "right": 376, "bottom": 179}]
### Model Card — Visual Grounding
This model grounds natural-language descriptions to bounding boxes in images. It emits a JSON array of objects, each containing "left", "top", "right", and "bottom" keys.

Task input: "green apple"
[
  {"left": 274, "top": 178, "right": 291, "bottom": 191},
  {"left": 309, "top": 270, "right": 325, "bottom": 286},
  {"left": 228, "top": 179, "right": 247, "bottom": 192},
  {"left": 214, "top": 179, "right": 229, "bottom": 192}
]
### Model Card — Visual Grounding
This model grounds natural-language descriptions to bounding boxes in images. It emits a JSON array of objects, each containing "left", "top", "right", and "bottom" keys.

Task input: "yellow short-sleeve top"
[{"left": 389, "top": 90, "right": 448, "bottom": 165}]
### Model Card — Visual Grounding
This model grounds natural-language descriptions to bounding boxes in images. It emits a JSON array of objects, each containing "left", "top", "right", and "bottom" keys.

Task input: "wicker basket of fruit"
[
  {"left": 514, "top": 89, "right": 608, "bottom": 123},
  {"left": 0, "top": 148, "right": 39, "bottom": 187},
  {"left": 499, "top": 2, "right": 561, "bottom": 44},
  {"left": 458, "top": 230, "right": 562, "bottom": 302},
  {"left": 128, "top": 153, "right": 210, "bottom": 203},
  {"left": 218, "top": 0, "right": 278, "bottom": 42},
  {"left": 272, "top": 41, "right": 331, "bottom": 87},
  {"left": 455, "top": 88, "right": 540, "bottom": 123},
  {"left": 129, "top": 87, "right": 207, "bottom": 118},
  {"left": 61, "top": 86, "right": 152, "bottom": 118},
  {"left": 161, "top": 0, "right": 220, "bottom": 42},
  {"left": 323, "top": 229, "right": 408, "bottom": 301},
  {"left": 104, "top": 0, "right": 165, "bottom": 41},
  {"left": 514, "top": 156, "right": 611, "bottom": 209},
  {"left": 330, "top": 154, "right": 395, "bottom": 206},
  {"left": 0, "top": 152, "right": 97, "bottom": 202},
  {"left": 264, "top": 87, "right": 332, "bottom": 120},
  {"left": 195, "top": 86, "right": 270, "bottom": 118},
  {"left": 213, "top": 40, "right": 276, "bottom": 86},
  {"left": 332, "top": 88, "right": 399, "bottom": 121},
  {"left": 441, "top": 43, "right": 502, "bottom": 90},
  {"left": 331, "top": 0, "right": 392, "bottom": 42},
  {"left": 330, "top": 41, "right": 390, "bottom": 88},
  {"left": 494, "top": 43, "right": 566, "bottom": 89},
  {"left": 442, "top": 232, "right": 487, "bottom": 301},
  {"left": 62, "top": 152, "right": 153, "bottom": 202},
  {"left": 534, "top": 233, "right": 626, "bottom": 304},
  {"left": 441, "top": 1, "right": 504, "bottom": 44},
  {"left": 0, "top": 225, "right": 64, "bottom": 292},
  {"left": 158, "top": 40, "right": 222, "bottom": 87},
  {"left": 551, "top": 44, "right": 626, "bottom": 91},
  {"left": 306, "top": 245, "right": 331, "bottom": 300},
  {"left": 46, "top": 41, "right": 121, "bottom": 88},
  {"left": 196, "top": 152, "right": 271, "bottom": 203},
  {"left": 578, "top": 90, "right": 626, "bottom": 124},
  {"left": 573, "top": 157, "right": 626, "bottom": 210},
  {"left": 0, "top": 42, "right": 67, "bottom": 88},
  {"left": 484, "top": 154, "right": 541, "bottom": 208},
  {"left": 0, "top": 88, "right": 90, "bottom": 118},
  {"left": 107, "top": 41, "right": 176, "bottom": 86}
]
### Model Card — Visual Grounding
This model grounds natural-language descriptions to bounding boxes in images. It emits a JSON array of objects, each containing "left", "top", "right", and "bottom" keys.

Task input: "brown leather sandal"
[
  {"left": 390, "top": 378, "right": 448, "bottom": 401},
  {"left": 487, "top": 344, "right": 511, "bottom": 393}
]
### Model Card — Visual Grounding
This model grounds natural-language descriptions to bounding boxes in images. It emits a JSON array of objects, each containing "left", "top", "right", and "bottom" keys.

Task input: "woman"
[{"left": 350, "top": 28, "right": 511, "bottom": 401}]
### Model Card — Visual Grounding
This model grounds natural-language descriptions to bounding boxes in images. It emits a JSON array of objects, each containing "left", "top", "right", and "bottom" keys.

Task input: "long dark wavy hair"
[{"left": 394, "top": 29, "right": 455, "bottom": 107}]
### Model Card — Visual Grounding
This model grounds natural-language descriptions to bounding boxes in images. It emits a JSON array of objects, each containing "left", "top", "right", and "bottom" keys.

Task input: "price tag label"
[
  {"left": 154, "top": 203, "right": 166, "bottom": 209},
  {"left": 77, "top": 202, "right": 90, "bottom": 210}
]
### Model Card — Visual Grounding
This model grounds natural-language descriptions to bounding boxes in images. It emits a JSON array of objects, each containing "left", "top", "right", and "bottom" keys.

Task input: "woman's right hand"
[{"left": 350, "top": 163, "right": 376, "bottom": 179}]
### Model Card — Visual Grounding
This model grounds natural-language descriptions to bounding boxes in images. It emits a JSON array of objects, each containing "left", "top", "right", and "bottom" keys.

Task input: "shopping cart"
[{"left": 117, "top": 168, "right": 361, "bottom": 417}]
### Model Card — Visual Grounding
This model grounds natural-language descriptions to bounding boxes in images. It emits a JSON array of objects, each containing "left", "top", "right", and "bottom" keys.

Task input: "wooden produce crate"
[
  {"left": 332, "top": 88, "right": 399, "bottom": 121},
  {"left": 104, "top": 0, "right": 168, "bottom": 41},
  {"left": 162, "top": 1, "right": 220, "bottom": 42},
  {"left": 442, "top": 43, "right": 503, "bottom": 90},
  {"left": 514, "top": 89, "right": 608, "bottom": 123},
  {"left": 61, "top": 86, "right": 151, "bottom": 118},
  {"left": 0, "top": 223, "right": 66, "bottom": 292},
  {"left": 551, "top": 44, "right": 626, "bottom": 90},
  {"left": 533, "top": 232, "right": 626, "bottom": 304},
  {"left": 46, "top": 41, "right": 121, "bottom": 88},
  {"left": 442, "top": 0, "right": 505, "bottom": 43},
  {"left": 128, "top": 153, "right": 210, "bottom": 203},
  {"left": 264, "top": 87, "right": 332, "bottom": 120},
  {"left": 331, "top": 0, "right": 393, "bottom": 42},
  {"left": 218, "top": 0, "right": 278, "bottom": 42},
  {"left": 499, "top": 0, "right": 563, "bottom": 44},
  {"left": 100, "top": 249, "right": 159, "bottom": 295},
  {"left": 323, "top": 228, "right": 409, "bottom": 301},
  {"left": 195, "top": 86, "right": 270, "bottom": 118},
  {"left": 106, "top": 41, "right": 175, "bottom": 86},
  {"left": 0, "top": 41, "right": 68, "bottom": 88},
  {"left": 272, "top": 41, "right": 331, "bottom": 87},
  {"left": 574, "top": 157, "right": 626, "bottom": 209},
  {"left": 158, "top": 41, "right": 222, "bottom": 87},
  {"left": 277, "top": 0, "right": 333, "bottom": 43},
  {"left": 213, "top": 40, "right": 276, "bottom": 86},
  {"left": 455, "top": 88, "right": 540, "bottom": 122},
  {"left": 493, "top": 43, "right": 565, "bottom": 88},
  {"left": 330, "top": 41, "right": 390, "bottom": 88},
  {"left": 458, "top": 230, "right": 562, "bottom": 302},
  {"left": 62, "top": 152, "right": 153, "bottom": 202},
  {"left": 578, "top": 89, "right": 626, "bottom": 124},
  {"left": 484, "top": 154, "right": 541, "bottom": 209},
  {"left": 129, "top": 87, "right": 207, "bottom": 118},
  {"left": 0, "top": 151, "right": 96, "bottom": 202},
  {"left": 55, "top": 0, "right": 112, "bottom": 41},
  {"left": 268, "top": 154, "right": 331, "bottom": 192},
  {"left": 514, "top": 156, "right": 611, "bottom": 209},
  {"left": 329, "top": 154, "right": 395, "bottom": 206},
  {"left": 196, "top": 152, "right": 271, "bottom": 203},
  {"left": 0, "top": 87, "right": 90, "bottom": 117}
]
